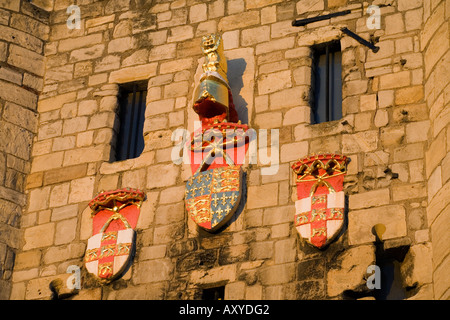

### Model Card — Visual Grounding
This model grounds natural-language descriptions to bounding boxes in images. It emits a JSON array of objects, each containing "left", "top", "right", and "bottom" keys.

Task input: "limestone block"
[
  {"left": 38, "top": 92, "right": 77, "bottom": 113},
  {"left": 225, "top": 281, "right": 246, "bottom": 300},
  {"left": 420, "top": 2, "right": 445, "bottom": 50},
  {"left": 51, "top": 204, "right": 78, "bottom": 222},
  {"left": 0, "top": 80, "right": 38, "bottom": 110},
  {"left": 218, "top": 11, "right": 260, "bottom": 31},
  {"left": 360, "top": 94, "right": 377, "bottom": 111},
  {"left": 379, "top": 71, "right": 410, "bottom": 89},
  {"left": 148, "top": 43, "right": 176, "bottom": 62},
  {"left": 374, "top": 109, "right": 389, "bottom": 127},
  {"left": 159, "top": 185, "right": 185, "bottom": 204},
  {"left": 13, "top": 250, "right": 41, "bottom": 270},
  {"left": 406, "top": 121, "right": 430, "bottom": 143},
  {"left": 23, "top": 223, "right": 55, "bottom": 250},
  {"left": 270, "top": 87, "right": 307, "bottom": 110},
  {"left": 31, "top": 152, "right": 64, "bottom": 173},
  {"left": 349, "top": 188, "right": 390, "bottom": 210},
  {"left": 380, "top": 126, "right": 405, "bottom": 147},
  {"left": 296, "top": 0, "right": 324, "bottom": 14},
  {"left": 254, "top": 111, "right": 282, "bottom": 128},
  {"left": 69, "top": 44, "right": 105, "bottom": 63},
  {"left": 190, "top": 3, "right": 207, "bottom": 23},
  {"left": 190, "top": 264, "right": 236, "bottom": 285},
  {"left": 247, "top": 183, "right": 279, "bottom": 209},
  {"left": 348, "top": 205, "right": 407, "bottom": 245},
  {"left": 63, "top": 145, "right": 107, "bottom": 166},
  {"left": 49, "top": 183, "right": 69, "bottom": 208},
  {"left": 425, "top": 130, "right": 446, "bottom": 177},
  {"left": 409, "top": 160, "right": 424, "bottom": 183},
  {"left": 146, "top": 163, "right": 179, "bottom": 189},
  {"left": 258, "top": 263, "right": 295, "bottom": 285},
  {"left": 0, "top": 0, "right": 20, "bottom": 11},
  {"left": 256, "top": 37, "right": 295, "bottom": 55},
  {"left": 42, "top": 243, "right": 85, "bottom": 265},
  {"left": 274, "top": 238, "right": 296, "bottom": 264},
  {"left": 94, "top": 55, "right": 120, "bottom": 73},
  {"left": 54, "top": 218, "right": 77, "bottom": 245},
  {"left": 280, "top": 141, "right": 308, "bottom": 163},
  {"left": 385, "top": 13, "right": 405, "bottom": 35},
  {"left": 327, "top": 245, "right": 375, "bottom": 297},
  {"left": 250, "top": 241, "right": 273, "bottom": 260},
  {"left": 139, "top": 245, "right": 167, "bottom": 261},
  {"left": 395, "top": 86, "right": 424, "bottom": 105},
  {"left": 69, "top": 176, "right": 95, "bottom": 203},
  {"left": 393, "top": 142, "right": 424, "bottom": 163},
  {"left": 342, "top": 131, "right": 378, "bottom": 153},
  {"left": 400, "top": 243, "right": 433, "bottom": 288},
  {"left": 392, "top": 183, "right": 426, "bottom": 201},
  {"left": 109, "top": 63, "right": 157, "bottom": 83},
  {"left": 86, "top": 14, "right": 115, "bottom": 29},
  {"left": 242, "top": 25, "right": 270, "bottom": 46},
  {"left": 43, "top": 164, "right": 87, "bottom": 185},
  {"left": 52, "top": 136, "right": 76, "bottom": 152},
  {"left": 397, "top": 0, "right": 422, "bottom": 11},
  {"left": 424, "top": 23, "right": 449, "bottom": 78},
  {"left": 59, "top": 34, "right": 103, "bottom": 53},
  {"left": 343, "top": 79, "right": 368, "bottom": 96},
  {"left": 271, "top": 20, "right": 298, "bottom": 38},
  {"left": 0, "top": 65, "right": 22, "bottom": 84},
  {"left": 258, "top": 70, "right": 292, "bottom": 95},
  {"left": 430, "top": 203, "right": 450, "bottom": 267},
  {"left": 105, "top": 0, "right": 130, "bottom": 14},
  {"left": 25, "top": 275, "right": 57, "bottom": 300},
  {"left": 160, "top": 58, "right": 193, "bottom": 75},
  {"left": 167, "top": 25, "right": 194, "bottom": 43},
  {"left": 0, "top": 25, "right": 43, "bottom": 53},
  {"left": 164, "top": 81, "right": 189, "bottom": 99},
  {"left": 405, "top": 8, "right": 423, "bottom": 31}
]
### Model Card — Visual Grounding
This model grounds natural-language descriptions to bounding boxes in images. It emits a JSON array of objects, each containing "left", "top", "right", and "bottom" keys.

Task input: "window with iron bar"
[
  {"left": 114, "top": 81, "right": 147, "bottom": 161},
  {"left": 311, "top": 41, "right": 342, "bottom": 124}
]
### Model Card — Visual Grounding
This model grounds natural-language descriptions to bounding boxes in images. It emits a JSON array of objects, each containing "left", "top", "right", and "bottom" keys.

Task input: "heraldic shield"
[
  {"left": 185, "top": 122, "right": 249, "bottom": 232},
  {"left": 292, "top": 154, "right": 349, "bottom": 249},
  {"left": 84, "top": 188, "right": 145, "bottom": 283},
  {"left": 186, "top": 165, "right": 243, "bottom": 232}
]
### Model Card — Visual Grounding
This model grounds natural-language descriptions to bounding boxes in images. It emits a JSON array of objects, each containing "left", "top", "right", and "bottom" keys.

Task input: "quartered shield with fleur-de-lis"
[
  {"left": 185, "top": 163, "right": 243, "bottom": 232},
  {"left": 84, "top": 188, "right": 145, "bottom": 283},
  {"left": 185, "top": 121, "right": 250, "bottom": 232}
]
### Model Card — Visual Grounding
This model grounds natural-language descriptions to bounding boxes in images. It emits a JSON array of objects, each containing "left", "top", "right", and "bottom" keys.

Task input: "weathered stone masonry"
[
  {"left": 0, "top": 0, "right": 448, "bottom": 300},
  {"left": 0, "top": 0, "right": 48, "bottom": 299}
]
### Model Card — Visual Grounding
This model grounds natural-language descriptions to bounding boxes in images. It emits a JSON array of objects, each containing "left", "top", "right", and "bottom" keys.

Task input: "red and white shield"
[
  {"left": 84, "top": 188, "right": 145, "bottom": 282},
  {"left": 292, "top": 154, "right": 349, "bottom": 249}
]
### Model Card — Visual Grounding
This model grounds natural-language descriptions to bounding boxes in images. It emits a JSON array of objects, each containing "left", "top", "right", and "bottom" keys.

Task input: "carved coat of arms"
[
  {"left": 291, "top": 154, "right": 349, "bottom": 249},
  {"left": 185, "top": 33, "right": 250, "bottom": 232},
  {"left": 84, "top": 188, "right": 145, "bottom": 282}
]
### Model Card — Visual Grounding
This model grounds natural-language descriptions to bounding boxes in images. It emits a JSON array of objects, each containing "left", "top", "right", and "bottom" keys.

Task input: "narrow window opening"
[
  {"left": 114, "top": 81, "right": 147, "bottom": 161},
  {"left": 311, "top": 41, "right": 342, "bottom": 124},
  {"left": 202, "top": 286, "right": 225, "bottom": 300}
]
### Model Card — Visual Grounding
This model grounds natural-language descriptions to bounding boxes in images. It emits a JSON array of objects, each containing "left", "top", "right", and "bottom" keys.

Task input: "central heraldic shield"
[
  {"left": 186, "top": 165, "right": 243, "bottom": 231},
  {"left": 84, "top": 188, "right": 145, "bottom": 282},
  {"left": 292, "top": 154, "right": 349, "bottom": 249}
]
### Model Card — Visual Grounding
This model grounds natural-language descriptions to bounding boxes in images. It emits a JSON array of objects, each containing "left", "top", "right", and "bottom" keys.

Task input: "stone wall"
[
  {"left": 5, "top": 0, "right": 447, "bottom": 300},
  {"left": 0, "top": 0, "right": 48, "bottom": 299},
  {"left": 422, "top": 0, "right": 450, "bottom": 300}
]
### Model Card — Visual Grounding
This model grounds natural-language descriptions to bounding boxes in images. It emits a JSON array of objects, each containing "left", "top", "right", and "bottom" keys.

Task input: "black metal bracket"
[
  {"left": 291, "top": 10, "right": 380, "bottom": 53},
  {"left": 341, "top": 27, "right": 379, "bottom": 53},
  {"left": 291, "top": 10, "right": 351, "bottom": 27}
]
